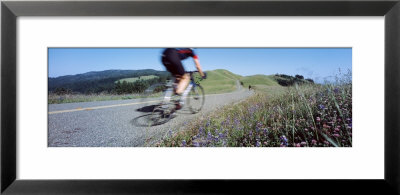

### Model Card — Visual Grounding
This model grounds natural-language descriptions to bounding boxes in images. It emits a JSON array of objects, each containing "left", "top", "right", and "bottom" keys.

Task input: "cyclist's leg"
[
  {"left": 176, "top": 73, "right": 190, "bottom": 95},
  {"left": 162, "top": 50, "right": 188, "bottom": 95}
]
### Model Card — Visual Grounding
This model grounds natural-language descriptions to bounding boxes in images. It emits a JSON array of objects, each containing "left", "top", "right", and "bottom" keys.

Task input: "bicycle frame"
[{"left": 162, "top": 71, "right": 199, "bottom": 104}]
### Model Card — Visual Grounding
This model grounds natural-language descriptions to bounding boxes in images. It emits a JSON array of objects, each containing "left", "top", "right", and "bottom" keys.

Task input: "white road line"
[{"left": 48, "top": 90, "right": 246, "bottom": 115}]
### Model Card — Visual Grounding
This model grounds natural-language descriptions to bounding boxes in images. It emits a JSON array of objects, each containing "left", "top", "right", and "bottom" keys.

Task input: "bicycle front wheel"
[{"left": 187, "top": 84, "right": 205, "bottom": 114}]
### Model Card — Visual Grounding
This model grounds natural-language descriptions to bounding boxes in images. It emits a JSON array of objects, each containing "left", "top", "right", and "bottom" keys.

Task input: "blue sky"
[{"left": 48, "top": 48, "right": 352, "bottom": 83}]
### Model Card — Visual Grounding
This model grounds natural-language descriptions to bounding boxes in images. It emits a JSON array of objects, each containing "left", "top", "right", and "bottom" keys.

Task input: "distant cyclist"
[{"left": 161, "top": 48, "right": 206, "bottom": 110}]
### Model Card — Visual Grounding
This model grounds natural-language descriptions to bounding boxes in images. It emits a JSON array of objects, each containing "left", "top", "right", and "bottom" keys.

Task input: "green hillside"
[
  {"left": 240, "top": 74, "right": 280, "bottom": 89},
  {"left": 200, "top": 69, "right": 242, "bottom": 94},
  {"left": 200, "top": 69, "right": 284, "bottom": 94},
  {"left": 116, "top": 75, "right": 159, "bottom": 83}
]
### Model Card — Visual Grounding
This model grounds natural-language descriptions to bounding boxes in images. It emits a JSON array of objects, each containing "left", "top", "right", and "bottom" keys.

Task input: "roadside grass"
[
  {"left": 48, "top": 92, "right": 162, "bottom": 104},
  {"left": 156, "top": 82, "right": 352, "bottom": 147}
]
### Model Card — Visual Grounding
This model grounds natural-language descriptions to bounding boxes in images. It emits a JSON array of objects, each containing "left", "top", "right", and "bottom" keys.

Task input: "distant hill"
[
  {"left": 200, "top": 69, "right": 244, "bottom": 94},
  {"left": 49, "top": 69, "right": 170, "bottom": 94},
  {"left": 240, "top": 74, "right": 280, "bottom": 88}
]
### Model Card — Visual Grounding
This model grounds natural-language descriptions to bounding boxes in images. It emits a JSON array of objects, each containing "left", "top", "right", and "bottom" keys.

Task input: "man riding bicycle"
[{"left": 161, "top": 48, "right": 206, "bottom": 110}]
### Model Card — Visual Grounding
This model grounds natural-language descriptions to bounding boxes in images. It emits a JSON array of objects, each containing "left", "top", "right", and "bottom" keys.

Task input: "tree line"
[{"left": 274, "top": 74, "right": 314, "bottom": 86}]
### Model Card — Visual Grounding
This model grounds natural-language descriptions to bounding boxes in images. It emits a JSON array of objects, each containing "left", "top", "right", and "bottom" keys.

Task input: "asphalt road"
[{"left": 48, "top": 81, "right": 253, "bottom": 147}]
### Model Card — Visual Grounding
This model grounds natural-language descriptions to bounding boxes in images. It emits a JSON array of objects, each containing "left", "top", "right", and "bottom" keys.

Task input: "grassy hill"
[
  {"left": 240, "top": 74, "right": 280, "bottom": 88},
  {"left": 200, "top": 69, "right": 243, "bottom": 94},
  {"left": 116, "top": 75, "right": 159, "bottom": 83}
]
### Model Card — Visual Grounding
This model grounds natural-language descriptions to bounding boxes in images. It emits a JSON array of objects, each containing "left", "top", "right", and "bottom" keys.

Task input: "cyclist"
[{"left": 161, "top": 48, "right": 206, "bottom": 110}]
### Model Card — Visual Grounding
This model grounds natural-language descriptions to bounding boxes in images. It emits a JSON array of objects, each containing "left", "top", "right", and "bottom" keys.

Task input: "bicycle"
[{"left": 146, "top": 71, "right": 206, "bottom": 126}]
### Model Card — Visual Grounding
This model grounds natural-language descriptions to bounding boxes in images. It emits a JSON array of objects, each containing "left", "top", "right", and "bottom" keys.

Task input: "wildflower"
[
  {"left": 192, "top": 141, "right": 200, "bottom": 147},
  {"left": 333, "top": 133, "right": 340, "bottom": 137},
  {"left": 256, "top": 140, "right": 261, "bottom": 147},
  {"left": 334, "top": 88, "right": 339, "bottom": 94},
  {"left": 319, "top": 104, "right": 325, "bottom": 110},
  {"left": 334, "top": 128, "right": 340, "bottom": 132},
  {"left": 181, "top": 140, "right": 186, "bottom": 147},
  {"left": 301, "top": 142, "right": 307, "bottom": 146},
  {"left": 316, "top": 117, "right": 321, "bottom": 122},
  {"left": 207, "top": 132, "right": 212, "bottom": 140},
  {"left": 263, "top": 128, "right": 268, "bottom": 134},
  {"left": 304, "top": 128, "right": 308, "bottom": 132},
  {"left": 199, "top": 127, "right": 205, "bottom": 136},
  {"left": 296, "top": 143, "right": 301, "bottom": 147},
  {"left": 256, "top": 122, "right": 262, "bottom": 132},
  {"left": 280, "top": 135, "right": 288, "bottom": 147},
  {"left": 311, "top": 140, "right": 317, "bottom": 145}
]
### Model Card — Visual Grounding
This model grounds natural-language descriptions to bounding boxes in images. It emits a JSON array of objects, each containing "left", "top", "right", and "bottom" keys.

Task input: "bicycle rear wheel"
[{"left": 187, "top": 84, "right": 205, "bottom": 113}]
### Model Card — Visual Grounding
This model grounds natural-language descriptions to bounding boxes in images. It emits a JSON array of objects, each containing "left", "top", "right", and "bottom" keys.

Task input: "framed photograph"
[{"left": 2, "top": 0, "right": 399, "bottom": 194}]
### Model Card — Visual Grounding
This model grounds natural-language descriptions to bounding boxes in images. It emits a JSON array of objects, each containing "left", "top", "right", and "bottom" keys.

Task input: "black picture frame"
[{"left": 1, "top": 0, "right": 399, "bottom": 194}]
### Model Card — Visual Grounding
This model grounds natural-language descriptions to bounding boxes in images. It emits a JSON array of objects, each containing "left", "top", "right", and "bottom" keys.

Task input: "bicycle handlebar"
[{"left": 186, "top": 71, "right": 207, "bottom": 80}]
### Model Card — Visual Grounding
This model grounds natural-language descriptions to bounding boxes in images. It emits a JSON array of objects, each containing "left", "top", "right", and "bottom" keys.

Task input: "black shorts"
[{"left": 161, "top": 48, "right": 185, "bottom": 76}]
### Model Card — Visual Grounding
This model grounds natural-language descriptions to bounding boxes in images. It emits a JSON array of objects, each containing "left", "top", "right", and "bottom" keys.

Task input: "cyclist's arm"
[{"left": 193, "top": 57, "right": 205, "bottom": 77}]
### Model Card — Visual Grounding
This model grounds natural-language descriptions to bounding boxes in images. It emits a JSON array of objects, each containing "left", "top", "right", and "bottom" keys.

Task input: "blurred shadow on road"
[
  {"left": 136, "top": 104, "right": 193, "bottom": 115},
  {"left": 130, "top": 113, "right": 177, "bottom": 127},
  {"left": 136, "top": 105, "right": 157, "bottom": 113}
]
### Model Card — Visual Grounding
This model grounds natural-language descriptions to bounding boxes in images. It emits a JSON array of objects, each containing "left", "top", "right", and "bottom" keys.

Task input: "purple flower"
[
  {"left": 207, "top": 132, "right": 212, "bottom": 140},
  {"left": 333, "top": 133, "right": 340, "bottom": 138},
  {"left": 256, "top": 140, "right": 261, "bottom": 147},
  {"left": 316, "top": 117, "right": 321, "bottom": 122},
  {"left": 199, "top": 127, "right": 205, "bottom": 136},
  {"left": 334, "top": 88, "right": 339, "bottom": 94},
  {"left": 181, "top": 140, "right": 186, "bottom": 147},
  {"left": 255, "top": 122, "right": 262, "bottom": 132},
  {"left": 311, "top": 140, "right": 317, "bottom": 145},
  {"left": 280, "top": 135, "right": 288, "bottom": 147},
  {"left": 319, "top": 104, "right": 325, "bottom": 110},
  {"left": 192, "top": 141, "right": 200, "bottom": 147},
  {"left": 301, "top": 142, "right": 307, "bottom": 146},
  {"left": 334, "top": 128, "right": 340, "bottom": 132}
]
